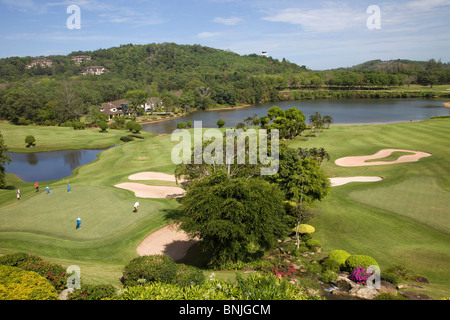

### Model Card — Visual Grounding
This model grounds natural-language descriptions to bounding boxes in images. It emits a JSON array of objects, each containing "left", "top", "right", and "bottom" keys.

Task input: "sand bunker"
[
  {"left": 115, "top": 182, "right": 185, "bottom": 198},
  {"left": 335, "top": 149, "right": 431, "bottom": 167},
  {"left": 329, "top": 176, "right": 383, "bottom": 186},
  {"left": 136, "top": 223, "right": 197, "bottom": 261},
  {"left": 128, "top": 172, "right": 178, "bottom": 181}
]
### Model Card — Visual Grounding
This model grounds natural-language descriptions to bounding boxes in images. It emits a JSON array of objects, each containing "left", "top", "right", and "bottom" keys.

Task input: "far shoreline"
[{"left": 443, "top": 102, "right": 450, "bottom": 108}]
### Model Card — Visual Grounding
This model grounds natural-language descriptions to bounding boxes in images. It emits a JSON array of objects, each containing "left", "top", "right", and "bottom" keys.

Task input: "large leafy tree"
[
  {"left": 124, "top": 89, "right": 150, "bottom": 117},
  {"left": 0, "top": 131, "right": 11, "bottom": 188},
  {"left": 178, "top": 171, "right": 288, "bottom": 267}
]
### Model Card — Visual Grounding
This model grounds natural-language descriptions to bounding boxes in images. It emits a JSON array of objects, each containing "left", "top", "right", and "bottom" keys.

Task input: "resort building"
[
  {"left": 81, "top": 66, "right": 109, "bottom": 75},
  {"left": 99, "top": 100, "right": 130, "bottom": 120},
  {"left": 25, "top": 59, "right": 53, "bottom": 69},
  {"left": 70, "top": 55, "right": 92, "bottom": 65}
]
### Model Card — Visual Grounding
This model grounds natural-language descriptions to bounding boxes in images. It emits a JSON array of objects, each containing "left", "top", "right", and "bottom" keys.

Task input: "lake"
[
  {"left": 6, "top": 148, "right": 108, "bottom": 182},
  {"left": 142, "top": 98, "right": 450, "bottom": 134}
]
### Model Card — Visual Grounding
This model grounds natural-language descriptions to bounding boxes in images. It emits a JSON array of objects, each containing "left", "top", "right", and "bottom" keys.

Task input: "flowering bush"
[
  {"left": 0, "top": 265, "right": 58, "bottom": 300},
  {"left": 68, "top": 284, "right": 117, "bottom": 300},
  {"left": 258, "top": 256, "right": 298, "bottom": 281},
  {"left": 349, "top": 266, "right": 372, "bottom": 286},
  {"left": 18, "top": 258, "right": 67, "bottom": 292}
]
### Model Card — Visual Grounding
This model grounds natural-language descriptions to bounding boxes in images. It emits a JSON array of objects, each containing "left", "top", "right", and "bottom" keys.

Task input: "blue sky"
[{"left": 0, "top": 0, "right": 449, "bottom": 70}]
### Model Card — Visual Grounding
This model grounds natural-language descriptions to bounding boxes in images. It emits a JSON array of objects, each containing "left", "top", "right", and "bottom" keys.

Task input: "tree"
[
  {"left": 133, "top": 122, "right": 142, "bottom": 134},
  {"left": 99, "top": 121, "right": 108, "bottom": 132},
  {"left": 323, "top": 115, "right": 334, "bottom": 128},
  {"left": 25, "top": 135, "right": 36, "bottom": 147},
  {"left": 269, "top": 107, "right": 306, "bottom": 139},
  {"left": 0, "top": 131, "right": 11, "bottom": 188},
  {"left": 178, "top": 171, "right": 288, "bottom": 267},
  {"left": 298, "top": 147, "right": 330, "bottom": 166},
  {"left": 53, "top": 82, "right": 83, "bottom": 124},
  {"left": 177, "top": 122, "right": 187, "bottom": 129},
  {"left": 125, "top": 90, "right": 150, "bottom": 117},
  {"left": 217, "top": 118, "right": 226, "bottom": 128},
  {"left": 264, "top": 144, "right": 331, "bottom": 204}
]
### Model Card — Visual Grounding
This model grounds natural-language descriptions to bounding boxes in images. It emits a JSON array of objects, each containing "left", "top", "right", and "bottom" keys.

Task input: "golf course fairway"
[{"left": 0, "top": 117, "right": 449, "bottom": 298}]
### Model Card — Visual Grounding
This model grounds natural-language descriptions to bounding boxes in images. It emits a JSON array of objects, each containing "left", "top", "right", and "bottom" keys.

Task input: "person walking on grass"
[
  {"left": 67, "top": 180, "right": 71, "bottom": 193},
  {"left": 45, "top": 185, "right": 50, "bottom": 194},
  {"left": 34, "top": 182, "right": 39, "bottom": 192},
  {"left": 16, "top": 188, "right": 20, "bottom": 200},
  {"left": 76, "top": 217, "right": 81, "bottom": 229},
  {"left": 133, "top": 201, "right": 139, "bottom": 213}
]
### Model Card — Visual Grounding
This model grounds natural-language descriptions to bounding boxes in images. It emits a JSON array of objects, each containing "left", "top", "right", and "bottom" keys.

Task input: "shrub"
[
  {"left": 17, "top": 258, "right": 68, "bottom": 292},
  {"left": 120, "top": 135, "right": 134, "bottom": 143},
  {"left": 381, "top": 272, "right": 400, "bottom": 286},
  {"left": 345, "top": 255, "right": 379, "bottom": 272},
  {"left": 68, "top": 284, "right": 117, "bottom": 300},
  {"left": 99, "top": 121, "right": 108, "bottom": 132},
  {"left": 72, "top": 121, "right": 86, "bottom": 130},
  {"left": 0, "top": 252, "right": 35, "bottom": 266},
  {"left": 177, "top": 122, "right": 187, "bottom": 129},
  {"left": 258, "top": 256, "right": 298, "bottom": 281},
  {"left": 0, "top": 265, "right": 58, "bottom": 300},
  {"left": 319, "top": 270, "right": 338, "bottom": 283},
  {"left": 328, "top": 250, "right": 351, "bottom": 269},
  {"left": 321, "top": 258, "right": 341, "bottom": 272},
  {"left": 172, "top": 264, "right": 205, "bottom": 287},
  {"left": 120, "top": 254, "right": 178, "bottom": 287},
  {"left": 306, "top": 239, "right": 322, "bottom": 249},
  {"left": 25, "top": 135, "right": 35, "bottom": 147},
  {"left": 292, "top": 224, "right": 315, "bottom": 234},
  {"left": 133, "top": 122, "right": 142, "bottom": 133},
  {"left": 217, "top": 118, "right": 226, "bottom": 128},
  {"left": 348, "top": 266, "right": 372, "bottom": 285},
  {"left": 17, "top": 117, "right": 31, "bottom": 125},
  {"left": 126, "top": 120, "right": 135, "bottom": 131},
  {"left": 186, "top": 121, "right": 192, "bottom": 128}
]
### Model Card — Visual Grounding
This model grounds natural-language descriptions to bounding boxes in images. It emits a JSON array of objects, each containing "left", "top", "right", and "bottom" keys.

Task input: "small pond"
[{"left": 5, "top": 148, "right": 109, "bottom": 182}]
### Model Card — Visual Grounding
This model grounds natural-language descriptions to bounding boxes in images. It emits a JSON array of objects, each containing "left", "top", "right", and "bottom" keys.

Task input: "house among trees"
[
  {"left": 80, "top": 66, "right": 109, "bottom": 75},
  {"left": 70, "top": 55, "right": 91, "bottom": 65},
  {"left": 99, "top": 100, "right": 130, "bottom": 120},
  {"left": 25, "top": 59, "right": 53, "bottom": 69}
]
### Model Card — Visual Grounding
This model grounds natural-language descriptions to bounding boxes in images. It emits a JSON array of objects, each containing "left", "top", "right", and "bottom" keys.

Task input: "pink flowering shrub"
[
  {"left": 258, "top": 256, "right": 298, "bottom": 281},
  {"left": 17, "top": 258, "right": 67, "bottom": 292},
  {"left": 349, "top": 266, "right": 372, "bottom": 286}
]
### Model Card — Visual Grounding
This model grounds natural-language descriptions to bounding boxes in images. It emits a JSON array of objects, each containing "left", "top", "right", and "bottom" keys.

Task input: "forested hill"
[
  {"left": 0, "top": 42, "right": 305, "bottom": 84},
  {"left": 0, "top": 42, "right": 449, "bottom": 126}
]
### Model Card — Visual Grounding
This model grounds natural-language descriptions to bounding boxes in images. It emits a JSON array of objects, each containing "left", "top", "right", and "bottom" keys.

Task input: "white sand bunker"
[
  {"left": 136, "top": 223, "right": 197, "bottom": 260},
  {"left": 335, "top": 149, "right": 431, "bottom": 167},
  {"left": 329, "top": 176, "right": 383, "bottom": 186},
  {"left": 128, "top": 172, "right": 178, "bottom": 182},
  {"left": 115, "top": 182, "right": 185, "bottom": 198}
]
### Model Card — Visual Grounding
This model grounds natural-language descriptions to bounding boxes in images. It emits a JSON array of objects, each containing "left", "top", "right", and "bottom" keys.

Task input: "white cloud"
[
  {"left": 197, "top": 31, "right": 220, "bottom": 38},
  {"left": 262, "top": 3, "right": 365, "bottom": 32},
  {"left": 212, "top": 16, "right": 243, "bottom": 25}
]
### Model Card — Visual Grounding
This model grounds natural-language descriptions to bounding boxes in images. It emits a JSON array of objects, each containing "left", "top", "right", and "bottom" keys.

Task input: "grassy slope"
[
  {"left": 0, "top": 128, "right": 179, "bottom": 287},
  {"left": 289, "top": 118, "right": 450, "bottom": 298}
]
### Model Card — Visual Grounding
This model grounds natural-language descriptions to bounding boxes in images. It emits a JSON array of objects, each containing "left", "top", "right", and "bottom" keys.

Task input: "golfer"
[
  {"left": 76, "top": 217, "right": 81, "bottom": 229},
  {"left": 45, "top": 185, "right": 50, "bottom": 194},
  {"left": 34, "top": 182, "right": 39, "bottom": 192},
  {"left": 67, "top": 180, "right": 71, "bottom": 193},
  {"left": 16, "top": 188, "right": 20, "bottom": 200},
  {"left": 133, "top": 201, "right": 139, "bottom": 213}
]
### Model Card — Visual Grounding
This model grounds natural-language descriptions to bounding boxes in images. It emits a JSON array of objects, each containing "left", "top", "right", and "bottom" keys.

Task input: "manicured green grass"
[
  {"left": 0, "top": 122, "right": 155, "bottom": 153},
  {"left": 0, "top": 118, "right": 449, "bottom": 299},
  {"left": 289, "top": 117, "right": 450, "bottom": 299}
]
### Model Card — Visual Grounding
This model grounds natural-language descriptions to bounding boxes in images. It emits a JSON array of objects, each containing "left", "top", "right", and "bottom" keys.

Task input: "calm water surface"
[
  {"left": 142, "top": 98, "right": 450, "bottom": 134},
  {"left": 6, "top": 148, "right": 108, "bottom": 182}
]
